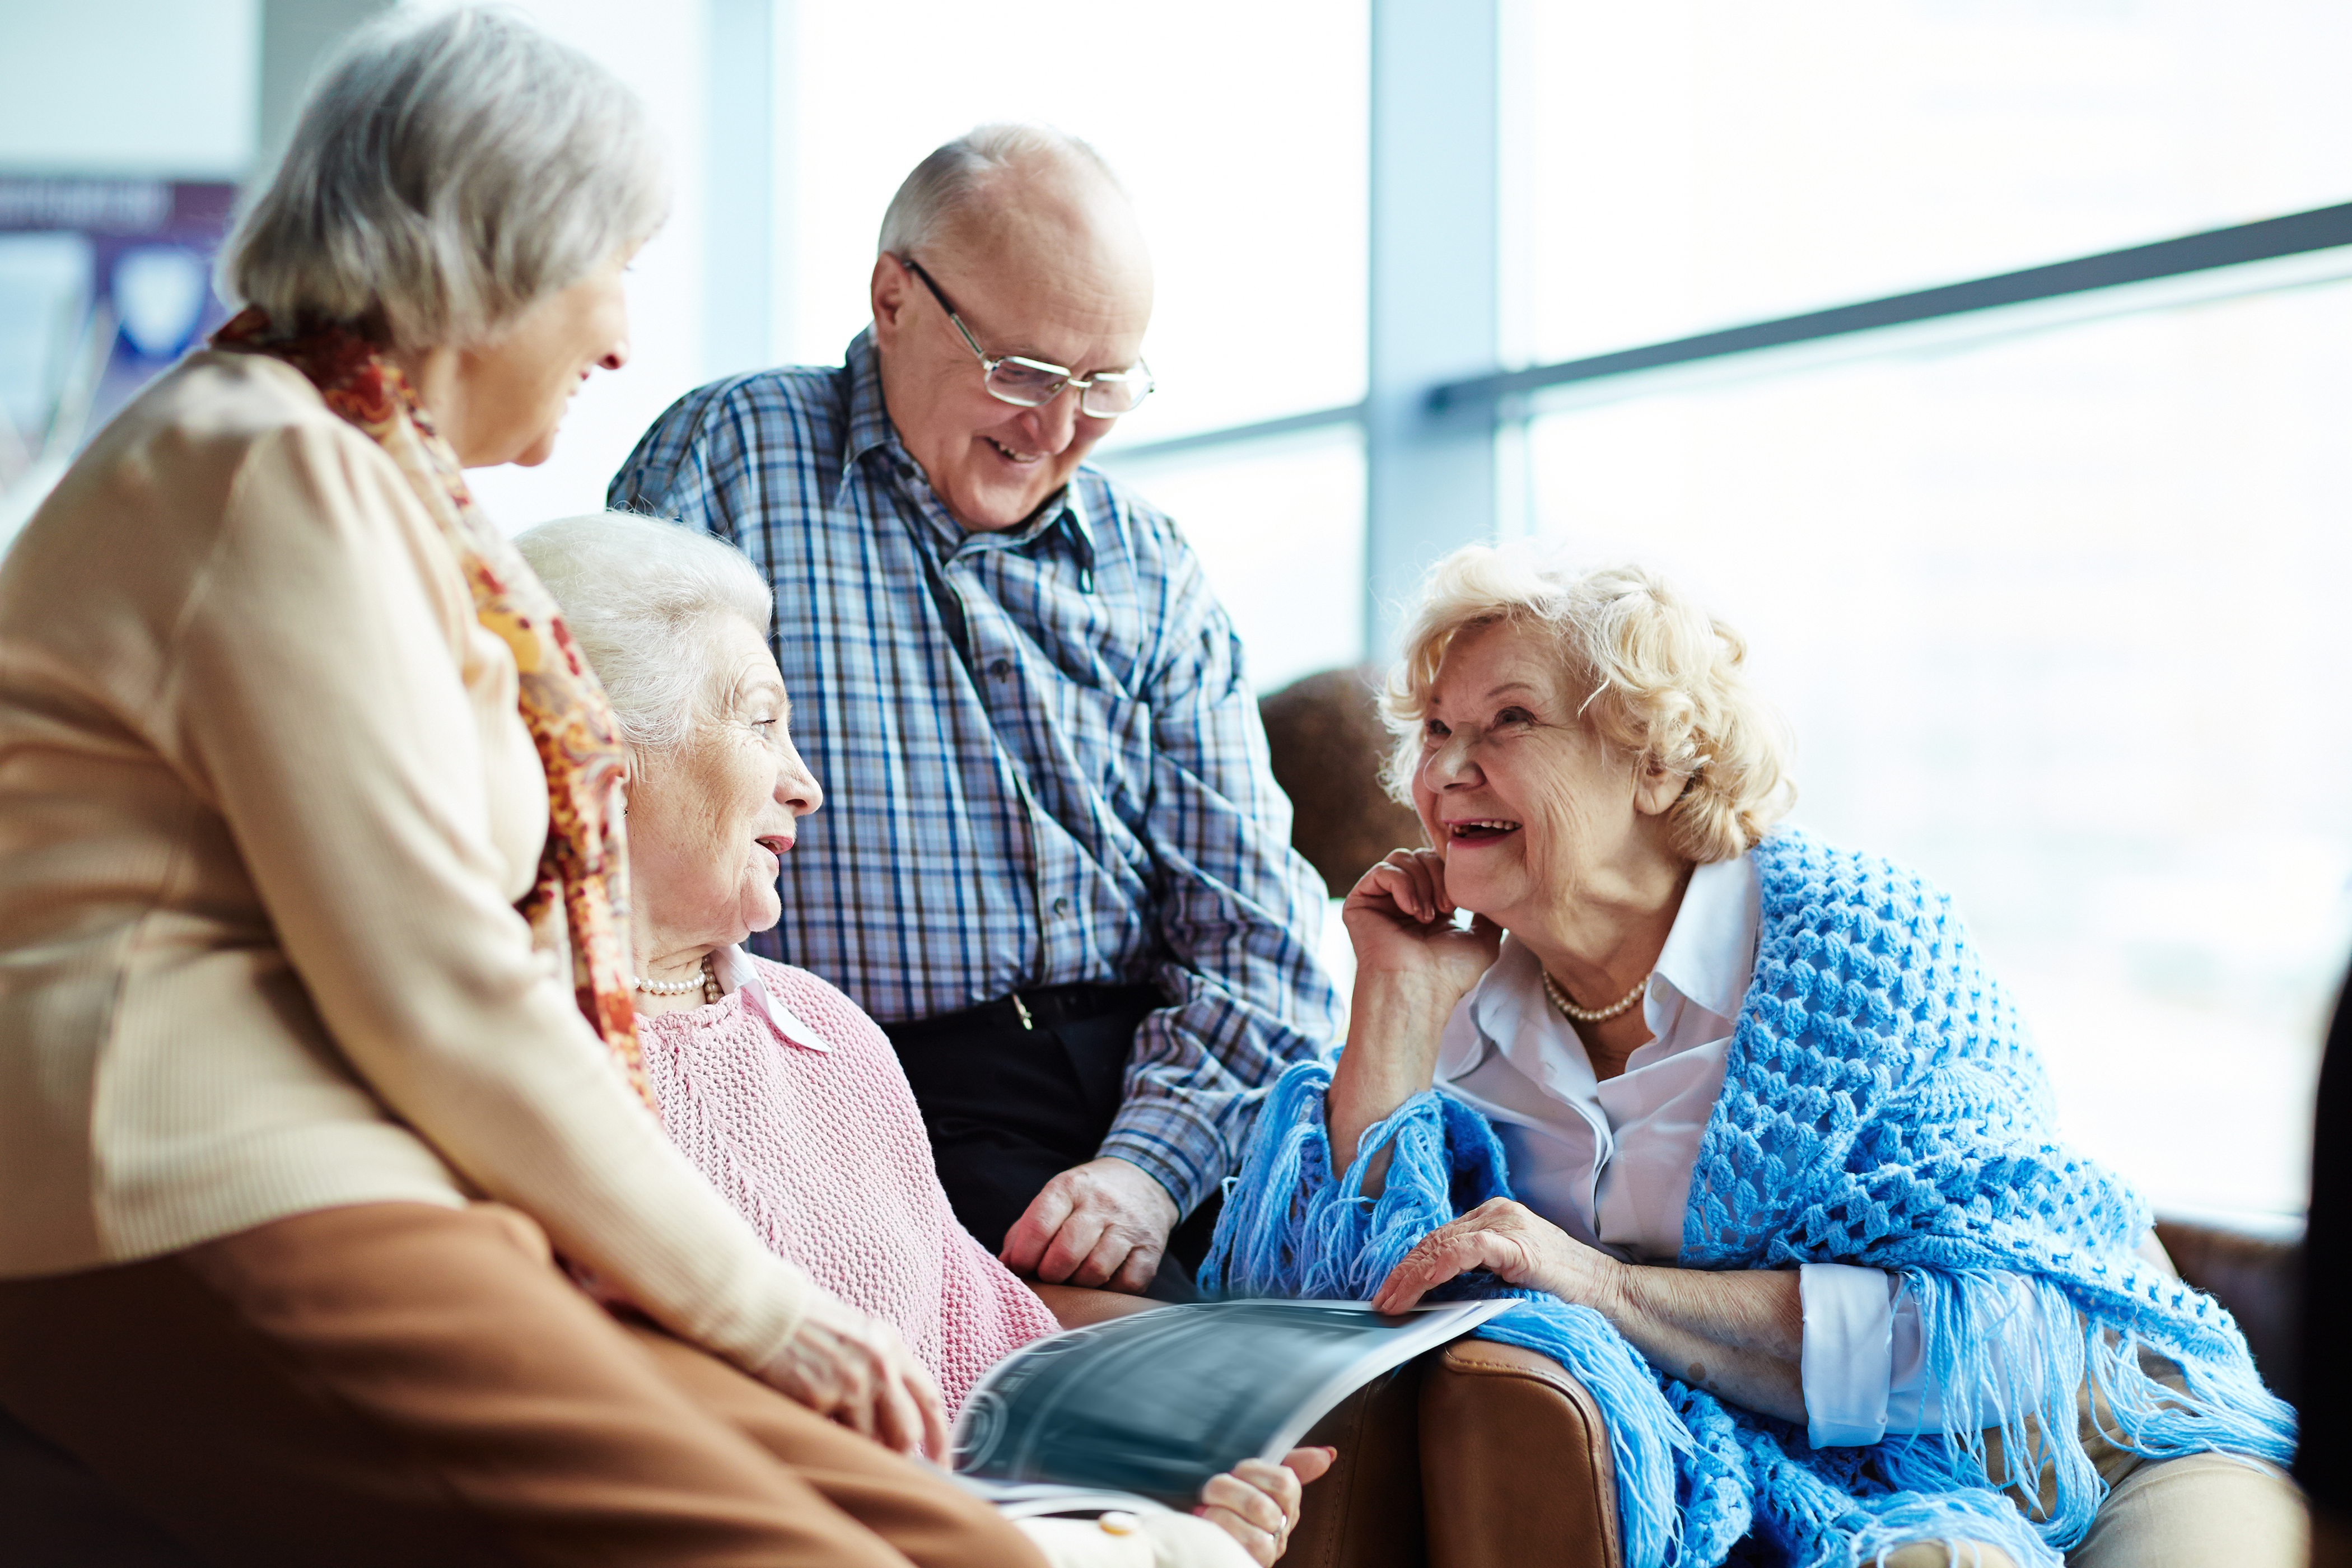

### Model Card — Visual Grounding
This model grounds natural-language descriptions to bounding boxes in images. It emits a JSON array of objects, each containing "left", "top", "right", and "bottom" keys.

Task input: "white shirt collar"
[
  {"left": 1446, "top": 850, "right": 1761, "bottom": 1079},
  {"left": 1648, "top": 853, "right": 1761, "bottom": 1032},
  {"left": 708, "top": 944, "right": 829, "bottom": 1053}
]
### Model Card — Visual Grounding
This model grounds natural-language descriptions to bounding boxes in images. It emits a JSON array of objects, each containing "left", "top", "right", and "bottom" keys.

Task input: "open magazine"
[{"left": 950, "top": 1298, "right": 1514, "bottom": 1518}]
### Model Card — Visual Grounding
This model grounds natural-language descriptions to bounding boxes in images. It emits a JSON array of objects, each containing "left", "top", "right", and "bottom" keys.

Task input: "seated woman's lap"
[{"left": 0, "top": 1201, "right": 1040, "bottom": 1568}]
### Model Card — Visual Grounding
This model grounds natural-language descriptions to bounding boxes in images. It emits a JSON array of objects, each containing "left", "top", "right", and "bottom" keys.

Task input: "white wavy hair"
[
  {"left": 222, "top": 6, "right": 668, "bottom": 353},
  {"left": 515, "top": 512, "right": 773, "bottom": 758},
  {"left": 1382, "top": 545, "right": 1796, "bottom": 864},
  {"left": 876, "top": 122, "right": 1122, "bottom": 258}
]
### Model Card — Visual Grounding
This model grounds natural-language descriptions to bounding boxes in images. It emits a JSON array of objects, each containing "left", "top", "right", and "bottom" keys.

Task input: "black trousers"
[{"left": 881, "top": 984, "right": 1220, "bottom": 1303}]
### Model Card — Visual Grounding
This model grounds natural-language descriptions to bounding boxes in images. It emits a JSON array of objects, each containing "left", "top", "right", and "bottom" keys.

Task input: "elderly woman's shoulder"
[
  {"left": 1746, "top": 827, "right": 2022, "bottom": 1040},
  {"left": 1750, "top": 826, "right": 1964, "bottom": 934},
  {"left": 119, "top": 350, "right": 354, "bottom": 448},
  {"left": 76, "top": 349, "right": 405, "bottom": 516},
  {"left": 743, "top": 955, "right": 892, "bottom": 1046},
  {"left": 7, "top": 351, "right": 412, "bottom": 599}
]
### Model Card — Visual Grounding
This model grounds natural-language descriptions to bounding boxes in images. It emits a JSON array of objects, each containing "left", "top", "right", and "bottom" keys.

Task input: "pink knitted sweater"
[{"left": 634, "top": 954, "right": 1060, "bottom": 1413}]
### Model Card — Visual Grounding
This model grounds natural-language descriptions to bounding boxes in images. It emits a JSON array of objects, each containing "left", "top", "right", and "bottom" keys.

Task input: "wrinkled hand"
[
  {"left": 1001, "top": 1156, "right": 1180, "bottom": 1295},
  {"left": 1369, "top": 1197, "right": 1624, "bottom": 1316},
  {"left": 1343, "top": 848, "right": 1501, "bottom": 1002},
  {"left": 1196, "top": 1446, "right": 1336, "bottom": 1566},
  {"left": 758, "top": 1289, "right": 949, "bottom": 1459}
]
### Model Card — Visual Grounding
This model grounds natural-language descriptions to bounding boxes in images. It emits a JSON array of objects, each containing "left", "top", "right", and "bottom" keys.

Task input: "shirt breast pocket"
[{"left": 1039, "top": 673, "right": 1154, "bottom": 844}]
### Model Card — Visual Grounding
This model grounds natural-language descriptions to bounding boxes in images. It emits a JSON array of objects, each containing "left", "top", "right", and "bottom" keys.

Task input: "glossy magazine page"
[{"left": 950, "top": 1299, "right": 1512, "bottom": 1510}]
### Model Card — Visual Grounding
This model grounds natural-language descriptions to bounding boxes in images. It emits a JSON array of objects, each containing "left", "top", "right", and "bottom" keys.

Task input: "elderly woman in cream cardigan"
[{"left": 516, "top": 512, "right": 1333, "bottom": 1568}]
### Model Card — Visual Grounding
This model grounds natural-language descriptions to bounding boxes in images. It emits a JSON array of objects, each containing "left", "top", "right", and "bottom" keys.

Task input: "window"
[
  {"left": 1096, "top": 427, "right": 1366, "bottom": 694},
  {"left": 1519, "top": 278, "right": 2352, "bottom": 1213},
  {"left": 1510, "top": 1, "right": 2352, "bottom": 365}
]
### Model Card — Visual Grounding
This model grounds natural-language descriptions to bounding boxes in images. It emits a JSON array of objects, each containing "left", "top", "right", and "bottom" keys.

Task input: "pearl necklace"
[
  {"left": 635, "top": 953, "right": 717, "bottom": 999},
  {"left": 1541, "top": 968, "right": 1649, "bottom": 1024}
]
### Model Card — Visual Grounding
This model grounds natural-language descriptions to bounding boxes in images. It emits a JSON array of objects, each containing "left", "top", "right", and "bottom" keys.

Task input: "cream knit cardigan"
[{"left": 0, "top": 353, "right": 813, "bottom": 1377}]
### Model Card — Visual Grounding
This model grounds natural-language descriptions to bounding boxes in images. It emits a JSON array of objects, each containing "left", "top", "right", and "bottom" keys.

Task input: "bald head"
[
  {"left": 868, "top": 125, "right": 1156, "bottom": 534},
  {"left": 882, "top": 127, "right": 1132, "bottom": 254}
]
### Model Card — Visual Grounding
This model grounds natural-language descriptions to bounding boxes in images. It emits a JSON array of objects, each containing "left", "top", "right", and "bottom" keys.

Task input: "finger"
[
  {"left": 867, "top": 1370, "right": 913, "bottom": 1455},
  {"left": 1422, "top": 851, "right": 1457, "bottom": 914},
  {"left": 1033, "top": 1202, "right": 1108, "bottom": 1285},
  {"left": 881, "top": 1365, "right": 933, "bottom": 1458},
  {"left": 1280, "top": 1445, "right": 1338, "bottom": 1485},
  {"left": 1226, "top": 1458, "right": 1303, "bottom": 1524},
  {"left": 1068, "top": 1221, "right": 1133, "bottom": 1290},
  {"left": 1350, "top": 850, "right": 1418, "bottom": 895},
  {"left": 1197, "top": 1506, "right": 1281, "bottom": 1568},
  {"left": 1200, "top": 1472, "right": 1287, "bottom": 1536},
  {"left": 1370, "top": 1232, "right": 1474, "bottom": 1313},
  {"left": 1375, "top": 1224, "right": 1518, "bottom": 1311},
  {"left": 998, "top": 1182, "right": 1076, "bottom": 1274},
  {"left": 1370, "top": 1244, "right": 1443, "bottom": 1313},
  {"left": 832, "top": 1374, "right": 879, "bottom": 1441},
  {"left": 1359, "top": 861, "right": 1426, "bottom": 921},
  {"left": 1108, "top": 1235, "right": 1161, "bottom": 1295},
  {"left": 1387, "top": 855, "right": 1436, "bottom": 921},
  {"left": 915, "top": 1366, "right": 952, "bottom": 1461},
  {"left": 1404, "top": 853, "right": 1445, "bottom": 919}
]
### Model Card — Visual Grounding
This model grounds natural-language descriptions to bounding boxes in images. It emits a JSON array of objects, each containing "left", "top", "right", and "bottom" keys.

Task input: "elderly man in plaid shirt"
[{"left": 610, "top": 125, "right": 1343, "bottom": 1299}]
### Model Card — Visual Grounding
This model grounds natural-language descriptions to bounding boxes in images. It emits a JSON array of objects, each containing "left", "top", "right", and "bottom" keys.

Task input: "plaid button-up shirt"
[{"left": 608, "top": 332, "right": 1342, "bottom": 1212}]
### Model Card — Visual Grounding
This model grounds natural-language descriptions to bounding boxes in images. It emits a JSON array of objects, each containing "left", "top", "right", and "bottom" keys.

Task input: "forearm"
[
  {"left": 1326, "top": 970, "right": 1460, "bottom": 1186},
  {"left": 1597, "top": 1263, "right": 1806, "bottom": 1424}
]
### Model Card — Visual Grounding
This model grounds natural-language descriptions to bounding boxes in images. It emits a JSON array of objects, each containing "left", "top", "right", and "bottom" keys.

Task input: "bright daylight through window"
[{"left": 1504, "top": 0, "right": 2352, "bottom": 1219}]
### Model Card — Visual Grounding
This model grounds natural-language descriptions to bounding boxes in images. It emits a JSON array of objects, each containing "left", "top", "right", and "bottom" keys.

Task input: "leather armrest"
[
  {"left": 1418, "top": 1340, "right": 1621, "bottom": 1568},
  {"left": 1287, "top": 1361, "right": 1426, "bottom": 1568},
  {"left": 2152, "top": 1217, "right": 2304, "bottom": 1400}
]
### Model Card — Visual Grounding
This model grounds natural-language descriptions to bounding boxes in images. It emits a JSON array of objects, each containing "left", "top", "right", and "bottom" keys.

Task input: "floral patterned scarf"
[{"left": 212, "top": 308, "right": 655, "bottom": 1112}]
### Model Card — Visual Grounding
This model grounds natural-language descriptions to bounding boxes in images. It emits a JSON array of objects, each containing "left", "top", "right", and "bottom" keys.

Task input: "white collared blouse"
[{"left": 1431, "top": 853, "right": 2014, "bottom": 1448}]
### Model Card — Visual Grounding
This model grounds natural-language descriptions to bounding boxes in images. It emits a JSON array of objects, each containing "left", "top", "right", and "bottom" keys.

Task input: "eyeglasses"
[{"left": 899, "top": 255, "right": 1154, "bottom": 419}]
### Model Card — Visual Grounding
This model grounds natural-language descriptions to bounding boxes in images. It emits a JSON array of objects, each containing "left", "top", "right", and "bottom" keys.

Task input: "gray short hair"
[
  {"left": 1382, "top": 547, "right": 1796, "bottom": 864},
  {"left": 515, "top": 512, "right": 773, "bottom": 757},
  {"left": 222, "top": 7, "right": 668, "bottom": 353},
  {"left": 877, "top": 123, "right": 1121, "bottom": 258}
]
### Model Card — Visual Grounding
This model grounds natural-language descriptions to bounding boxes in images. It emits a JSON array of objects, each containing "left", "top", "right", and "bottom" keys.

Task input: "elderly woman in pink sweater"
[{"left": 517, "top": 513, "right": 1330, "bottom": 1568}]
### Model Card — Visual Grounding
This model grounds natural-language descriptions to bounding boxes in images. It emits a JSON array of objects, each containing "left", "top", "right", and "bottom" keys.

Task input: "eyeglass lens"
[{"left": 984, "top": 361, "right": 1151, "bottom": 417}]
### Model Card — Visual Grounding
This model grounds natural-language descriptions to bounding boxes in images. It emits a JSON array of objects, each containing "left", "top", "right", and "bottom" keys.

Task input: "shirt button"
[
  {"left": 1052, "top": 896, "right": 1071, "bottom": 918},
  {"left": 989, "top": 659, "right": 1011, "bottom": 679}
]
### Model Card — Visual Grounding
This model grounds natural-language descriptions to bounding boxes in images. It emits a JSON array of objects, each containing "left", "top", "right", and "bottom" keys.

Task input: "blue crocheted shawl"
[{"left": 1204, "top": 829, "right": 2293, "bottom": 1568}]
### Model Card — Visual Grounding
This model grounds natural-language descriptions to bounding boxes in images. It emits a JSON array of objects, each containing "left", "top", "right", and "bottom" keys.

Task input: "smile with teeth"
[
  {"left": 1449, "top": 819, "right": 1520, "bottom": 842},
  {"left": 755, "top": 836, "right": 794, "bottom": 857},
  {"left": 986, "top": 437, "right": 1042, "bottom": 464}
]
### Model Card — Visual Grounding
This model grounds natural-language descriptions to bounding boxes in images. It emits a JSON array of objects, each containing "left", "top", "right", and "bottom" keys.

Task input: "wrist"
[
  {"left": 1348, "top": 968, "right": 1467, "bottom": 1034},
  {"left": 1588, "top": 1256, "right": 1640, "bottom": 1325}
]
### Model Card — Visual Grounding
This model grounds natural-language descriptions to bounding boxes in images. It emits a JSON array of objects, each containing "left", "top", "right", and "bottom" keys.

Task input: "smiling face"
[
  {"left": 450, "top": 249, "right": 634, "bottom": 468},
  {"left": 626, "top": 615, "right": 823, "bottom": 955},
  {"left": 1409, "top": 619, "right": 1674, "bottom": 935},
  {"left": 869, "top": 165, "right": 1153, "bottom": 533}
]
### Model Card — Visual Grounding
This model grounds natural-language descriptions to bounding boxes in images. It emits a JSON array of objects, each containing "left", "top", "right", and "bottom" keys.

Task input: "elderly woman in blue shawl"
[{"left": 1207, "top": 548, "right": 2301, "bottom": 1568}]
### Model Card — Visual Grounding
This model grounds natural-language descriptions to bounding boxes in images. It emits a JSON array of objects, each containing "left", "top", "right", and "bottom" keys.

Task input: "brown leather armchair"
[{"left": 1287, "top": 1341, "right": 1621, "bottom": 1568}]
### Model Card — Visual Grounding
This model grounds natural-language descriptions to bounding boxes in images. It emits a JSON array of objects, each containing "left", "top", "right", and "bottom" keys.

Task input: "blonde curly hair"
[{"left": 1380, "top": 547, "right": 1795, "bottom": 864}]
